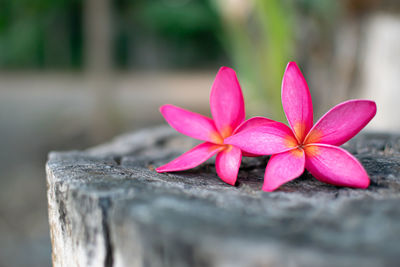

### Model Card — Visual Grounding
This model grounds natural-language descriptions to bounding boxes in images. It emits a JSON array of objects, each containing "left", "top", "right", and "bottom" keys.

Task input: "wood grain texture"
[{"left": 46, "top": 126, "right": 400, "bottom": 267}]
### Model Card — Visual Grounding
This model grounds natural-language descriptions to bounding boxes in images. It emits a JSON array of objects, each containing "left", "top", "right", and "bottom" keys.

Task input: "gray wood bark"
[{"left": 46, "top": 126, "right": 400, "bottom": 267}]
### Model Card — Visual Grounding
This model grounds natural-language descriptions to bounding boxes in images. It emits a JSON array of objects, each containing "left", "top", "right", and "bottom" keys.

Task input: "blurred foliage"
[
  {"left": 211, "top": 0, "right": 294, "bottom": 119},
  {"left": 113, "top": 0, "right": 225, "bottom": 69},
  {"left": 211, "top": 0, "right": 339, "bottom": 119},
  {"left": 0, "top": 0, "right": 82, "bottom": 69},
  {"left": 0, "top": 0, "right": 339, "bottom": 118},
  {"left": 0, "top": 0, "right": 225, "bottom": 69}
]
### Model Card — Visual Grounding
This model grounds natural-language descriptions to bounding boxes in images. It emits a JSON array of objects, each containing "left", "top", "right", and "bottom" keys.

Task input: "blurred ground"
[{"left": 0, "top": 71, "right": 214, "bottom": 267}]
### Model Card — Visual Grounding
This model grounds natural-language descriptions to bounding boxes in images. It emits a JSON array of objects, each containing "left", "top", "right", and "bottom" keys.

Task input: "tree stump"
[{"left": 46, "top": 126, "right": 400, "bottom": 267}]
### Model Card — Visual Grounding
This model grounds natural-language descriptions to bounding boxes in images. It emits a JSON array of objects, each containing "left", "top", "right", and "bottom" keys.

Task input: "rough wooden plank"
[{"left": 46, "top": 126, "right": 400, "bottom": 267}]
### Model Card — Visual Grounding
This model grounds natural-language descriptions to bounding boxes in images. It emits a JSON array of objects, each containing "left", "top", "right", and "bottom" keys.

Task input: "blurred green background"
[{"left": 1, "top": 0, "right": 399, "bottom": 266}]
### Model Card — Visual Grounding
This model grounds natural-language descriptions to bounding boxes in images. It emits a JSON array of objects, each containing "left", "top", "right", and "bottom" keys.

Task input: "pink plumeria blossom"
[
  {"left": 225, "top": 62, "right": 377, "bottom": 191},
  {"left": 156, "top": 67, "right": 272, "bottom": 185}
]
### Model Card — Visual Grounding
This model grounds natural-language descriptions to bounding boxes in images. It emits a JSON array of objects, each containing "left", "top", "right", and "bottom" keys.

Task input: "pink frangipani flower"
[
  {"left": 225, "top": 62, "right": 377, "bottom": 191},
  {"left": 156, "top": 67, "right": 272, "bottom": 185}
]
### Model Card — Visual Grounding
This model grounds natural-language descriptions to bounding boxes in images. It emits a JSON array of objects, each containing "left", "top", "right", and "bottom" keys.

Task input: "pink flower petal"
[
  {"left": 282, "top": 62, "right": 313, "bottom": 143},
  {"left": 233, "top": 117, "right": 276, "bottom": 157},
  {"left": 224, "top": 122, "right": 298, "bottom": 155},
  {"left": 156, "top": 142, "right": 224, "bottom": 173},
  {"left": 262, "top": 148, "right": 305, "bottom": 192},
  {"left": 305, "top": 100, "right": 377, "bottom": 146},
  {"left": 210, "top": 67, "right": 245, "bottom": 138},
  {"left": 304, "top": 144, "right": 370, "bottom": 188},
  {"left": 160, "top": 104, "right": 223, "bottom": 144},
  {"left": 215, "top": 146, "right": 242, "bottom": 185},
  {"left": 233, "top": 116, "right": 275, "bottom": 134}
]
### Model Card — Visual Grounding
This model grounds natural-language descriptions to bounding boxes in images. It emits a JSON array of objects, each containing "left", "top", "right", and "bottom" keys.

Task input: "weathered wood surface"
[{"left": 46, "top": 126, "right": 400, "bottom": 267}]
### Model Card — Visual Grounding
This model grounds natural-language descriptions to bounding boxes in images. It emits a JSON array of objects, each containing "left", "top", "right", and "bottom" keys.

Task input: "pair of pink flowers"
[{"left": 156, "top": 62, "right": 376, "bottom": 191}]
